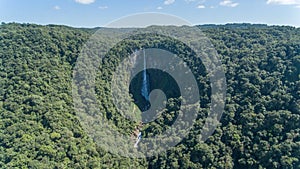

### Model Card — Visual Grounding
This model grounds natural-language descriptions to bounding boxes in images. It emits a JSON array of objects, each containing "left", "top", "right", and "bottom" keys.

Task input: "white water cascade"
[{"left": 141, "top": 49, "right": 150, "bottom": 102}]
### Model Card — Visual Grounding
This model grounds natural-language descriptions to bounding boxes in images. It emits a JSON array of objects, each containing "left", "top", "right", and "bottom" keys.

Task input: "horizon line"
[{"left": 1, "top": 21, "right": 299, "bottom": 29}]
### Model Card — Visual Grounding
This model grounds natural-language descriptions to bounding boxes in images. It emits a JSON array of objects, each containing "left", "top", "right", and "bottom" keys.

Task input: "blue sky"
[{"left": 0, "top": 0, "right": 300, "bottom": 27}]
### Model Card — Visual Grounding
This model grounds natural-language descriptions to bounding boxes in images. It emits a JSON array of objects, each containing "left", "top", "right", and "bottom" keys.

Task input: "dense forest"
[{"left": 0, "top": 22, "right": 299, "bottom": 168}]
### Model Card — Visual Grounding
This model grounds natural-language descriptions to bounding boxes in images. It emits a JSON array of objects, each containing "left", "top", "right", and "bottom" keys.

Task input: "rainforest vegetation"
[{"left": 0, "top": 23, "right": 299, "bottom": 168}]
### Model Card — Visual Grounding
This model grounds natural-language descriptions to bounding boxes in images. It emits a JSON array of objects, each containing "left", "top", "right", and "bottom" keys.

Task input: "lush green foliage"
[{"left": 0, "top": 23, "right": 299, "bottom": 168}]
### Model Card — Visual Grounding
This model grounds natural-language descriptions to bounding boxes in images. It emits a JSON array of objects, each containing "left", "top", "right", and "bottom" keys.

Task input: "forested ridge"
[{"left": 0, "top": 23, "right": 299, "bottom": 168}]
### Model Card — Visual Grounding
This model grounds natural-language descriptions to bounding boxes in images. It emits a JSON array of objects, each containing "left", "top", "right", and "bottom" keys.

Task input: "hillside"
[{"left": 0, "top": 23, "right": 299, "bottom": 168}]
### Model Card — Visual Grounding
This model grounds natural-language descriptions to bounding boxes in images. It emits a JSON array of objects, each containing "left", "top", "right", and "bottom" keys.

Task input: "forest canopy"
[{"left": 0, "top": 22, "right": 299, "bottom": 168}]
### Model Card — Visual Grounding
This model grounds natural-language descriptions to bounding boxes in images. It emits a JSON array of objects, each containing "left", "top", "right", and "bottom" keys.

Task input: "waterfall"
[{"left": 141, "top": 49, "right": 150, "bottom": 102}]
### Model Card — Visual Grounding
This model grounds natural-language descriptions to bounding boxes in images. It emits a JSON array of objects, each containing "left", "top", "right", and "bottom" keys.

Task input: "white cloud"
[
  {"left": 267, "top": 0, "right": 300, "bottom": 8},
  {"left": 219, "top": 0, "right": 239, "bottom": 7},
  {"left": 53, "top": 5, "right": 60, "bottom": 10},
  {"left": 266, "top": 0, "right": 300, "bottom": 5},
  {"left": 164, "top": 0, "right": 175, "bottom": 5},
  {"left": 99, "top": 6, "right": 108, "bottom": 9},
  {"left": 75, "top": 0, "right": 95, "bottom": 5},
  {"left": 157, "top": 6, "right": 163, "bottom": 10},
  {"left": 197, "top": 5, "right": 205, "bottom": 8}
]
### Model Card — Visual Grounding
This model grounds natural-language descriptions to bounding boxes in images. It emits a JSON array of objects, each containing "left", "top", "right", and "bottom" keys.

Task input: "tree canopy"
[{"left": 0, "top": 22, "right": 299, "bottom": 168}]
